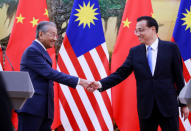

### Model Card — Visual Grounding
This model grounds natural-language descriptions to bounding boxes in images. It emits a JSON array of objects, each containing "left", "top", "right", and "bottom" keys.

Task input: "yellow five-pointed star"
[
  {"left": 152, "top": 12, "right": 156, "bottom": 19},
  {"left": 16, "top": 14, "right": 25, "bottom": 24},
  {"left": 122, "top": 18, "right": 131, "bottom": 28},
  {"left": 44, "top": 9, "right": 49, "bottom": 17},
  {"left": 30, "top": 17, "right": 39, "bottom": 27}
]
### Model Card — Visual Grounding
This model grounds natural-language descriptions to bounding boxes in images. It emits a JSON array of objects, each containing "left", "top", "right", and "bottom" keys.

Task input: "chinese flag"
[
  {"left": 111, "top": 0, "right": 153, "bottom": 130},
  {"left": 4, "top": 0, "right": 59, "bottom": 130},
  {"left": 5, "top": 0, "right": 49, "bottom": 71}
]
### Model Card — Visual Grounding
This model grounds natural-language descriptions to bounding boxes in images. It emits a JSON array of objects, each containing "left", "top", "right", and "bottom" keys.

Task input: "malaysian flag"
[
  {"left": 172, "top": 0, "right": 191, "bottom": 130},
  {"left": 56, "top": 0, "right": 113, "bottom": 130},
  {"left": 0, "top": 45, "right": 3, "bottom": 71}
]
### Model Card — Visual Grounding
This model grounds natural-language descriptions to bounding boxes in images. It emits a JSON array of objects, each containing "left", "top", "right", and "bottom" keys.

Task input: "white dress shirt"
[
  {"left": 98, "top": 38, "right": 159, "bottom": 88},
  {"left": 35, "top": 39, "right": 47, "bottom": 51},
  {"left": 145, "top": 38, "right": 159, "bottom": 76}
]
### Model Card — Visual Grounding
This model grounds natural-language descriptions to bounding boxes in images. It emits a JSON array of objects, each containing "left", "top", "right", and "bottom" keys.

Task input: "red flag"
[
  {"left": 4, "top": 0, "right": 59, "bottom": 130},
  {"left": 5, "top": 0, "right": 49, "bottom": 71},
  {"left": 111, "top": 0, "right": 153, "bottom": 130}
]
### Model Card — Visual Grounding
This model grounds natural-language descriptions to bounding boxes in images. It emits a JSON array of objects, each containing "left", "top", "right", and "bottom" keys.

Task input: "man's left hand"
[{"left": 181, "top": 106, "right": 189, "bottom": 121}]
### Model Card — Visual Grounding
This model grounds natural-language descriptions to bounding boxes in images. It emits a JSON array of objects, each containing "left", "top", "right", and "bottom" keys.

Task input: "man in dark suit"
[
  {"left": 88, "top": 16, "right": 189, "bottom": 131},
  {"left": 0, "top": 74, "right": 13, "bottom": 131},
  {"left": 18, "top": 21, "right": 90, "bottom": 131}
]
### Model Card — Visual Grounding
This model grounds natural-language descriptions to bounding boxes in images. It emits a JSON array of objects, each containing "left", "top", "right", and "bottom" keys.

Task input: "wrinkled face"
[
  {"left": 39, "top": 25, "right": 58, "bottom": 49},
  {"left": 134, "top": 20, "right": 155, "bottom": 45}
]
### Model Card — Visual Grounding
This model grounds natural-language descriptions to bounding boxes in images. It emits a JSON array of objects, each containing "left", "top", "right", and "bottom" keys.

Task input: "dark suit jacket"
[
  {"left": 99, "top": 39, "right": 185, "bottom": 119},
  {"left": 19, "top": 40, "right": 78, "bottom": 119},
  {"left": 0, "top": 75, "right": 13, "bottom": 131}
]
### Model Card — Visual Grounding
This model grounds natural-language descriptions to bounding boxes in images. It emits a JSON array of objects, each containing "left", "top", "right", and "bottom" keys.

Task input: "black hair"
[{"left": 137, "top": 16, "right": 158, "bottom": 33}]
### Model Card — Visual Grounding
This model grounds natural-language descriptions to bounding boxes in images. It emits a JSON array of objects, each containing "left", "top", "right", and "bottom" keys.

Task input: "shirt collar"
[
  {"left": 146, "top": 38, "right": 159, "bottom": 51},
  {"left": 35, "top": 39, "right": 46, "bottom": 51}
]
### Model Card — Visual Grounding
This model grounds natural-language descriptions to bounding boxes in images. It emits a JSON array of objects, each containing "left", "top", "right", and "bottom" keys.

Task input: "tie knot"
[{"left": 147, "top": 46, "right": 152, "bottom": 50}]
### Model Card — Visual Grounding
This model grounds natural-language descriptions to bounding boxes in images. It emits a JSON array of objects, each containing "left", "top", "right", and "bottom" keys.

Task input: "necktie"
[{"left": 147, "top": 46, "right": 153, "bottom": 75}]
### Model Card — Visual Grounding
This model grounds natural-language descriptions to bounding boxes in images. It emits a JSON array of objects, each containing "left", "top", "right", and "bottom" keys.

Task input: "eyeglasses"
[
  {"left": 134, "top": 27, "right": 150, "bottom": 34},
  {"left": 45, "top": 32, "right": 58, "bottom": 39}
]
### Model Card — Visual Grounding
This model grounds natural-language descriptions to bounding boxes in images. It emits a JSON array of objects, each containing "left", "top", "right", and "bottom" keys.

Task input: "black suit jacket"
[
  {"left": 0, "top": 74, "right": 13, "bottom": 131},
  {"left": 99, "top": 39, "right": 185, "bottom": 119}
]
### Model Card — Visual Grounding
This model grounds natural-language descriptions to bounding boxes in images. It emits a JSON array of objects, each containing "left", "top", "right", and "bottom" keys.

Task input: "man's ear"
[
  {"left": 151, "top": 26, "right": 156, "bottom": 32},
  {"left": 39, "top": 31, "right": 43, "bottom": 38}
]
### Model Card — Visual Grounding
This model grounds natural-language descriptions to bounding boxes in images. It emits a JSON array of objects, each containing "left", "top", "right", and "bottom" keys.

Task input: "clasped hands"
[{"left": 79, "top": 79, "right": 101, "bottom": 92}]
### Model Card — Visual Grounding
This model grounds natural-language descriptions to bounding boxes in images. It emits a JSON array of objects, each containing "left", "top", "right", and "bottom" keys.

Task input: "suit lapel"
[
  {"left": 153, "top": 40, "right": 162, "bottom": 77},
  {"left": 139, "top": 39, "right": 164, "bottom": 77},
  {"left": 139, "top": 44, "right": 153, "bottom": 76},
  {"left": 33, "top": 41, "right": 52, "bottom": 66}
]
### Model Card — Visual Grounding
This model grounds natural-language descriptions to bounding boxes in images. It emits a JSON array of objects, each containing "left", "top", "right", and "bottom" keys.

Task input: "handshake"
[{"left": 79, "top": 79, "right": 102, "bottom": 92}]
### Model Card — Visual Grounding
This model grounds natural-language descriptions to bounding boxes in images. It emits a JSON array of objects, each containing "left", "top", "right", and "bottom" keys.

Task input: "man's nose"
[
  {"left": 53, "top": 36, "right": 58, "bottom": 41},
  {"left": 134, "top": 31, "right": 140, "bottom": 36}
]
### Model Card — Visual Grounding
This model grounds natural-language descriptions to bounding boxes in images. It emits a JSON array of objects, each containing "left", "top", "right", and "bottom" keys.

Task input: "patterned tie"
[{"left": 147, "top": 46, "right": 153, "bottom": 75}]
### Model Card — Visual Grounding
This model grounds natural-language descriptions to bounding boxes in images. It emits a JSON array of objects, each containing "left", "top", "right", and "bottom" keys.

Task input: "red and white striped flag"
[
  {"left": 172, "top": 0, "right": 191, "bottom": 130},
  {"left": 56, "top": 0, "right": 113, "bottom": 130}
]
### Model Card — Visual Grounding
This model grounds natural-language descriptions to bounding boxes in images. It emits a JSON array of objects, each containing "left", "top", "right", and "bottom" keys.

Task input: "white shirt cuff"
[
  {"left": 98, "top": 81, "right": 102, "bottom": 88},
  {"left": 77, "top": 78, "right": 80, "bottom": 85}
]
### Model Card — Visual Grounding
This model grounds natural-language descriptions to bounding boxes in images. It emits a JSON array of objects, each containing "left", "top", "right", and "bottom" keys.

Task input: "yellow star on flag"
[
  {"left": 181, "top": 7, "right": 191, "bottom": 32},
  {"left": 152, "top": 12, "right": 156, "bottom": 19},
  {"left": 74, "top": 1, "right": 98, "bottom": 28},
  {"left": 16, "top": 14, "right": 25, "bottom": 24},
  {"left": 44, "top": 9, "right": 49, "bottom": 17},
  {"left": 30, "top": 17, "right": 39, "bottom": 27},
  {"left": 123, "top": 18, "right": 131, "bottom": 28}
]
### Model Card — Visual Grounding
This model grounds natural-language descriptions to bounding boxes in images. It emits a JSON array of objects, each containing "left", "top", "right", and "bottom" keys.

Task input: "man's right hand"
[
  {"left": 79, "top": 79, "right": 92, "bottom": 89},
  {"left": 79, "top": 79, "right": 101, "bottom": 92},
  {"left": 86, "top": 81, "right": 101, "bottom": 92}
]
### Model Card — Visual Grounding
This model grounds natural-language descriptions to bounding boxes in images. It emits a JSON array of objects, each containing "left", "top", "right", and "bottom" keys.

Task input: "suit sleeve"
[
  {"left": 172, "top": 44, "right": 185, "bottom": 94},
  {"left": 21, "top": 47, "right": 79, "bottom": 88},
  {"left": 172, "top": 44, "right": 186, "bottom": 106},
  {"left": 99, "top": 48, "right": 134, "bottom": 92}
]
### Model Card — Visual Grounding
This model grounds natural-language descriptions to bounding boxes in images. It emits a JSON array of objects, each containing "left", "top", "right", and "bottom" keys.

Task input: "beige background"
[
  {"left": 0, "top": 0, "right": 181, "bottom": 53},
  {"left": 0, "top": 3, "right": 15, "bottom": 40}
]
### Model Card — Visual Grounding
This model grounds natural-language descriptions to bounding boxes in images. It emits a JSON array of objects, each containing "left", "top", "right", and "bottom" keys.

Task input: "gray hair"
[{"left": 36, "top": 21, "right": 56, "bottom": 38}]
